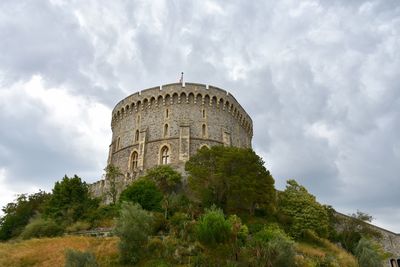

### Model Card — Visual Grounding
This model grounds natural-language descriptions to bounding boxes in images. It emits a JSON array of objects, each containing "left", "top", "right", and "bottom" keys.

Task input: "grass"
[
  {"left": 296, "top": 239, "right": 358, "bottom": 267},
  {"left": 0, "top": 236, "right": 119, "bottom": 267}
]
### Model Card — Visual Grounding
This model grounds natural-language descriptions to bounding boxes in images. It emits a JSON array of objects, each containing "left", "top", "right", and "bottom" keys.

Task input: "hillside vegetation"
[{"left": 0, "top": 146, "right": 386, "bottom": 266}]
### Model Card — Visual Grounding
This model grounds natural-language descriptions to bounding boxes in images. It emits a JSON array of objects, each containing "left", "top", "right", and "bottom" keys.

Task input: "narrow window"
[
  {"left": 131, "top": 151, "right": 138, "bottom": 170},
  {"left": 202, "top": 124, "right": 206, "bottom": 138},
  {"left": 164, "top": 124, "right": 169, "bottom": 137},
  {"left": 202, "top": 109, "right": 206, "bottom": 118},
  {"left": 135, "top": 130, "right": 140, "bottom": 142},
  {"left": 166, "top": 109, "right": 169, "bottom": 118},
  {"left": 161, "top": 146, "right": 170, "bottom": 164},
  {"left": 117, "top": 137, "right": 121, "bottom": 149}
]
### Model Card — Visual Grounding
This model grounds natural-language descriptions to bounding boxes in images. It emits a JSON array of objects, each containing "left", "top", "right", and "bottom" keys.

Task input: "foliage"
[
  {"left": 114, "top": 202, "right": 153, "bottom": 264},
  {"left": 0, "top": 190, "right": 50, "bottom": 240},
  {"left": 119, "top": 179, "right": 163, "bottom": 211},
  {"left": 65, "top": 249, "right": 99, "bottom": 267},
  {"left": 45, "top": 175, "right": 99, "bottom": 224},
  {"left": 20, "top": 216, "right": 64, "bottom": 239},
  {"left": 104, "top": 164, "right": 123, "bottom": 205},
  {"left": 246, "top": 224, "right": 295, "bottom": 267},
  {"left": 186, "top": 146, "right": 276, "bottom": 215},
  {"left": 65, "top": 221, "right": 91, "bottom": 233},
  {"left": 195, "top": 206, "right": 232, "bottom": 247},
  {"left": 354, "top": 237, "right": 384, "bottom": 267},
  {"left": 336, "top": 211, "right": 382, "bottom": 253},
  {"left": 144, "top": 165, "right": 182, "bottom": 195},
  {"left": 278, "top": 179, "right": 329, "bottom": 239}
]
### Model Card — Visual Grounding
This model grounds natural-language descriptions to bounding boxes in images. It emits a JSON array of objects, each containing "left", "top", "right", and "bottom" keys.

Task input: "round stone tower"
[{"left": 90, "top": 82, "right": 253, "bottom": 198}]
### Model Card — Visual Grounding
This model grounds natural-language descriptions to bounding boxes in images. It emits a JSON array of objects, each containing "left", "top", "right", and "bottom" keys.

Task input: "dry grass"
[
  {"left": 0, "top": 236, "right": 119, "bottom": 267},
  {"left": 296, "top": 239, "right": 358, "bottom": 267}
]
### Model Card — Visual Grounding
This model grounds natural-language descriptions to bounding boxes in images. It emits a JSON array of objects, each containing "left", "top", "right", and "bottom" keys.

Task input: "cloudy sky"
[{"left": 1, "top": 0, "right": 399, "bottom": 232}]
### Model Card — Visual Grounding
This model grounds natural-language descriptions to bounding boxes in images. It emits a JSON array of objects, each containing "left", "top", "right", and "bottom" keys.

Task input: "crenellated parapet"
[
  {"left": 110, "top": 83, "right": 253, "bottom": 137},
  {"left": 92, "top": 82, "right": 253, "bottom": 201}
]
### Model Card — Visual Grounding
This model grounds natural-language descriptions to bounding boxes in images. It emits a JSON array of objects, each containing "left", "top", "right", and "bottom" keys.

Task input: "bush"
[
  {"left": 114, "top": 202, "right": 153, "bottom": 264},
  {"left": 65, "top": 249, "right": 98, "bottom": 267},
  {"left": 246, "top": 224, "right": 295, "bottom": 267},
  {"left": 20, "top": 217, "right": 64, "bottom": 239},
  {"left": 66, "top": 221, "right": 91, "bottom": 233},
  {"left": 354, "top": 237, "right": 384, "bottom": 267},
  {"left": 196, "top": 206, "right": 232, "bottom": 247},
  {"left": 119, "top": 179, "right": 163, "bottom": 211}
]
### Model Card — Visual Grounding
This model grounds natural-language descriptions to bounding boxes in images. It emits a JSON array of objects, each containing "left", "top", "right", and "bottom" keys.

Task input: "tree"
[
  {"left": 144, "top": 165, "right": 182, "bottom": 195},
  {"left": 186, "top": 146, "right": 276, "bottom": 215},
  {"left": 196, "top": 206, "right": 232, "bottom": 247},
  {"left": 45, "top": 175, "right": 99, "bottom": 224},
  {"left": 144, "top": 165, "right": 182, "bottom": 218},
  {"left": 0, "top": 190, "right": 50, "bottom": 240},
  {"left": 278, "top": 179, "right": 329, "bottom": 239},
  {"left": 114, "top": 202, "right": 153, "bottom": 264},
  {"left": 119, "top": 179, "right": 163, "bottom": 211},
  {"left": 104, "top": 164, "right": 123, "bottom": 205}
]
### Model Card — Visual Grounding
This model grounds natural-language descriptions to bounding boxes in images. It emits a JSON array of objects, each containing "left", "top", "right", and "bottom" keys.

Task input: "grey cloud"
[{"left": 0, "top": 0, "right": 399, "bottom": 231}]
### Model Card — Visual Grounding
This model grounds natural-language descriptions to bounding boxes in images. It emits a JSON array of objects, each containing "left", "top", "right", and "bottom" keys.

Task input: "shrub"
[
  {"left": 65, "top": 249, "right": 98, "bottom": 267},
  {"left": 66, "top": 221, "right": 91, "bottom": 233},
  {"left": 196, "top": 206, "right": 232, "bottom": 247},
  {"left": 20, "top": 217, "right": 64, "bottom": 239},
  {"left": 354, "top": 237, "right": 384, "bottom": 267},
  {"left": 114, "top": 202, "right": 153, "bottom": 264},
  {"left": 119, "top": 179, "right": 163, "bottom": 211},
  {"left": 246, "top": 224, "right": 295, "bottom": 267}
]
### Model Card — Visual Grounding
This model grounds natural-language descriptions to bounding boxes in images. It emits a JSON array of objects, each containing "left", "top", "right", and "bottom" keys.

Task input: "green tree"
[
  {"left": 104, "top": 164, "right": 123, "bottom": 205},
  {"left": 196, "top": 206, "right": 232, "bottom": 247},
  {"left": 144, "top": 165, "right": 182, "bottom": 218},
  {"left": 114, "top": 202, "right": 153, "bottom": 264},
  {"left": 45, "top": 175, "right": 99, "bottom": 224},
  {"left": 144, "top": 165, "right": 182, "bottom": 195},
  {"left": 278, "top": 179, "right": 329, "bottom": 239},
  {"left": 186, "top": 146, "right": 276, "bottom": 215},
  {"left": 354, "top": 237, "right": 384, "bottom": 267},
  {"left": 119, "top": 179, "right": 163, "bottom": 211},
  {"left": 0, "top": 190, "right": 50, "bottom": 240}
]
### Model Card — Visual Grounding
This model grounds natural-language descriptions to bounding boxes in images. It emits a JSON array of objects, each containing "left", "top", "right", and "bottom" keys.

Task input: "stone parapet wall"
[{"left": 91, "top": 82, "right": 253, "bottom": 199}]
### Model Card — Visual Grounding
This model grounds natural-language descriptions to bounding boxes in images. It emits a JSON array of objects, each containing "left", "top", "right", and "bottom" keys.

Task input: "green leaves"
[
  {"left": 278, "top": 179, "right": 329, "bottom": 239},
  {"left": 186, "top": 146, "right": 276, "bottom": 215},
  {"left": 119, "top": 179, "right": 163, "bottom": 211}
]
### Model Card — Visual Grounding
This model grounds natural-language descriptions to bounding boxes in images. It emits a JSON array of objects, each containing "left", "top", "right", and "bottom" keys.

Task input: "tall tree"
[
  {"left": 45, "top": 175, "right": 98, "bottom": 224},
  {"left": 104, "top": 164, "right": 123, "bottom": 205},
  {"left": 186, "top": 146, "right": 276, "bottom": 215},
  {"left": 278, "top": 180, "right": 329, "bottom": 239},
  {"left": 0, "top": 191, "right": 50, "bottom": 240}
]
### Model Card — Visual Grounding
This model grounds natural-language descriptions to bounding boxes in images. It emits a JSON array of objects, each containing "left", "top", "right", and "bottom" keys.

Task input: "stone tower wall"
[{"left": 90, "top": 82, "right": 253, "bottom": 197}]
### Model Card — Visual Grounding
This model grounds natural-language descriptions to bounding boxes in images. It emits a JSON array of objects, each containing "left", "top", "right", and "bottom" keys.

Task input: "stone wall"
[{"left": 90, "top": 82, "right": 253, "bottom": 199}]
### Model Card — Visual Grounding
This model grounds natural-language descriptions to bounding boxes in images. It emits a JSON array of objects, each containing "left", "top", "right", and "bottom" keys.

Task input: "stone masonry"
[{"left": 90, "top": 82, "right": 252, "bottom": 198}]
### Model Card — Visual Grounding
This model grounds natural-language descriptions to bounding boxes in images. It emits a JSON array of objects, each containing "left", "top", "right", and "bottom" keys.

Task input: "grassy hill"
[{"left": 0, "top": 235, "right": 357, "bottom": 267}]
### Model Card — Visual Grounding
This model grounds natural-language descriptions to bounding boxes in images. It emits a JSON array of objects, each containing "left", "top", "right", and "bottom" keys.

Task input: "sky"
[{"left": 0, "top": 0, "right": 399, "bottom": 232}]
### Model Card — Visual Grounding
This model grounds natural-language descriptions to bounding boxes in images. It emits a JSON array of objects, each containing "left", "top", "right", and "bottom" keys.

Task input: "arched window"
[
  {"left": 135, "top": 130, "right": 139, "bottom": 142},
  {"left": 202, "top": 124, "right": 207, "bottom": 138},
  {"left": 164, "top": 124, "right": 169, "bottom": 137},
  {"left": 131, "top": 151, "right": 138, "bottom": 170},
  {"left": 161, "top": 146, "right": 170, "bottom": 164}
]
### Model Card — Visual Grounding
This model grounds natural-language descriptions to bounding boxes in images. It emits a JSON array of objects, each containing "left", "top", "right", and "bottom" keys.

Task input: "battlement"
[{"left": 111, "top": 83, "right": 253, "bottom": 136}]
